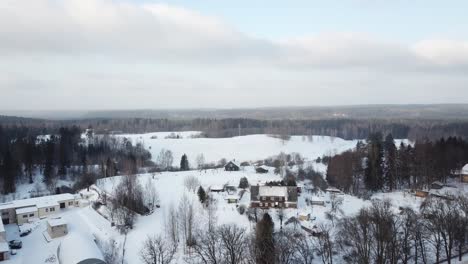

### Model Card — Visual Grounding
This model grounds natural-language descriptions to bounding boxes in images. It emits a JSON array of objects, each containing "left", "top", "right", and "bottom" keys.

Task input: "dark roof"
[{"left": 250, "top": 185, "right": 259, "bottom": 201}]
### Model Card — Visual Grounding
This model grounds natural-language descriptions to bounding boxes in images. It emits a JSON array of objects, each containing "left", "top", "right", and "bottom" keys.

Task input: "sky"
[{"left": 1, "top": 0, "right": 468, "bottom": 110}]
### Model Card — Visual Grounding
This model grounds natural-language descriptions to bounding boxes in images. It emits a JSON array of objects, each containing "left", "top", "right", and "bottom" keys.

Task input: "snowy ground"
[{"left": 117, "top": 132, "right": 363, "bottom": 167}]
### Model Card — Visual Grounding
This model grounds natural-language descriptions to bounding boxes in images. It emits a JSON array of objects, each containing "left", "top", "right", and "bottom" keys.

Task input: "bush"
[{"left": 237, "top": 205, "right": 246, "bottom": 215}]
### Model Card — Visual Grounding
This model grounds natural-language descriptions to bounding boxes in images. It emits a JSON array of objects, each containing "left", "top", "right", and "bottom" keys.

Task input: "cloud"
[{"left": 0, "top": 0, "right": 467, "bottom": 110}]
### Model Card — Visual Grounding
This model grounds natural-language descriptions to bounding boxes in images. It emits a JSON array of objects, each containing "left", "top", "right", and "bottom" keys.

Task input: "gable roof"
[
  {"left": 462, "top": 164, "right": 468, "bottom": 174},
  {"left": 259, "top": 186, "right": 288, "bottom": 197}
]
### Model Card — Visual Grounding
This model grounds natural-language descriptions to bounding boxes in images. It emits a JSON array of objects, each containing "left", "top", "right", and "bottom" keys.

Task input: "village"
[{"left": 0, "top": 156, "right": 467, "bottom": 264}]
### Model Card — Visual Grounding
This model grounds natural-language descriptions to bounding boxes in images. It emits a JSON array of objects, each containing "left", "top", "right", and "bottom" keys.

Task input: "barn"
[{"left": 224, "top": 161, "right": 240, "bottom": 171}]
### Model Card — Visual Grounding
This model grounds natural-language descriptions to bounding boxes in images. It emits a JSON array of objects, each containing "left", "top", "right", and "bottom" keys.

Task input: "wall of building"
[
  {"left": 48, "top": 224, "right": 68, "bottom": 239},
  {"left": 17, "top": 211, "right": 38, "bottom": 225},
  {"left": 38, "top": 205, "right": 60, "bottom": 218}
]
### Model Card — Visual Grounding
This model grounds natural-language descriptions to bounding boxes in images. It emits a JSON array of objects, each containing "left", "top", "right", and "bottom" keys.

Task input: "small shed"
[
  {"left": 461, "top": 164, "right": 468, "bottom": 183},
  {"left": 431, "top": 181, "right": 444, "bottom": 190},
  {"left": 210, "top": 186, "right": 224, "bottom": 193},
  {"left": 47, "top": 218, "right": 68, "bottom": 239},
  {"left": 415, "top": 190, "right": 429, "bottom": 198},
  {"left": 225, "top": 195, "right": 239, "bottom": 204},
  {"left": 310, "top": 200, "right": 325, "bottom": 206},
  {"left": 225, "top": 161, "right": 240, "bottom": 171},
  {"left": 0, "top": 241, "right": 9, "bottom": 261},
  {"left": 255, "top": 167, "right": 269, "bottom": 174}
]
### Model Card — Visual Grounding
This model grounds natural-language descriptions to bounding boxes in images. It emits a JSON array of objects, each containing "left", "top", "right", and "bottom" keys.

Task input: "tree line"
[
  {"left": 0, "top": 125, "right": 152, "bottom": 195},
  {"left": 3, "top": 116, "right": 468, "bottom": 140},
  {"left": 327, "top": 133, "right": 468, "bottom": 195}
]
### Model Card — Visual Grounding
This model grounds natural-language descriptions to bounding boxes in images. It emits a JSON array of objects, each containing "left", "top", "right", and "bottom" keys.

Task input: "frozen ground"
[{"left": 117, "top": 132, "right": 364, "bottom": 167}]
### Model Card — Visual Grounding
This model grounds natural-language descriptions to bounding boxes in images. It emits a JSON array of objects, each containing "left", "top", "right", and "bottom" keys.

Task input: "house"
[
  {"left": 255, "top": 167, "right": 269, "bottom": 174},
  {"left": 225, "top": 195, "right": 239, "bottom": 204},
  {"left": 209, "top": 185, "right": 224, "bottom": 193},
  {"left": 250, "top": 185, "right": 298, "bottom": 208},
  {"left": 47, "top": 218, "right": 68, "bottom": 239},
  {"left": 57, "top": 233, "right": 106, "bottom": 264},
  {"left": 225, "top": 184, "right": 237, "bottom": 194},
  {"left": 325, "top": 187, "right": 342, "bottom": 194},
  {"left": 225, "top": 161, "right": 240, "bottom": 171},
  {"left": 431, "top": 181, "right": 444, "bottom": 190},
  {"left": 0, "top": 221, "right": 8, "bottom": 261},
  {"left": 0, "top": 193, "right": 76, "bottom": 225},
  {"left": 415, "top": 190, "right": 429, "bottom": 198},
  {"left": 461, "top": 164, "right": 468, "bottom": 183}
]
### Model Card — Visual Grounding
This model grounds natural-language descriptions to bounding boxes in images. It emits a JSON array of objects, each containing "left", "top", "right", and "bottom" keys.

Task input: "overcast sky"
[{"left": 1, "top": 0, "right": 468, "bottom": 110}]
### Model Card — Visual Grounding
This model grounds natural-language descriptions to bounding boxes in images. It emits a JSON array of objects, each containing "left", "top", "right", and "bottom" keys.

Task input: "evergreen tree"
[
  {"left": 238, "top": 177, "right": 249, "bottom": 189},
  {"left": 25, "top": 138, "right": 34, "bottom": 184},
  {"left": 197, "top": 186, "right": 206, "bottom": 204},
  {"left": 383, "top": 134, "right": 397, "bottom": 191},
  {"left": 365, "top": 132, "right": 384, "bottom": 191},
  {"left": 2, "top": 150, "right": 17, "bottom": 194},
  {"left": 180, "top": 154, "right": 189, "bottom": 171},
  {"left": 43, "top": 138, "right": 55, "bottom": 187},
  {"left": 256, "top": 213, "right": 275, "bottom": 264}
]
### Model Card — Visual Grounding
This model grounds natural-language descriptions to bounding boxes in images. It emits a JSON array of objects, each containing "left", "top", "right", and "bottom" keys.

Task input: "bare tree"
[
  {"left": 178, "top": 194, "right": 196, "bottom": 248},
  {"left": 196, "top": 154, "right": 206, "bottom": 170},
  {"left": 314, "top": 224, "right": 334, "bottom": 264},
  {"left": 144, "top": 177, "right": 159, "bottom": 213},
  {"left": 275, "top": 230, "right": 297, "bottom": 264},
  {"left": 157, "top": 149, "right": 174, "bottom": 170},
  {"left": 184, "top": 176, "right": 201, "bottom": 193},
  {"left": 293, "top": 234, "right": 314, "bottom": 264},
  {"left": 165, "top": 204, "right": 179, "bottom": 248},
  {"left": 140, "top": 235, "right": 177, "bottom": 264},
  {"left": 192, "top": 228, "right": 223, "bottom": 264},
  {"left": 219, "top": 225, "right": 247, "bottom": 264},
  {"left": 101, "top": 238, "right": 125, "bottom": 264}
]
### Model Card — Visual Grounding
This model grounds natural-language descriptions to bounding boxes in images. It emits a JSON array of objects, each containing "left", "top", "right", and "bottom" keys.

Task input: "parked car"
[
  {"left": 20, "top": 229, "right": 31, "bottom": 237},
  {"left": 8, "top": 240, "right": 22, "bottom": 249}
]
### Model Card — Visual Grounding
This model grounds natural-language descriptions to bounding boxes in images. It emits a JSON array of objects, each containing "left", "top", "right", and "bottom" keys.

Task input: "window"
[
  {"left": 29, "top": 214, "right": 34, "bottom": 217},
  {"left": 68, "top": 201, "right": 73, "bottom": 206},
  {"left": 259, "top": 203, "right": 263, "bottom": 207},
  {"left": 262, "top": 197, "right": 266, "bottom": 201},
  {"left": 23, "top": 215, "right": 28, "bottom": 218},
  {"left": 45, "top": 208, "right": 48, "bottom": 212},
  {"left": 50, "top": 207, "right": 55, "bottom": 212}
]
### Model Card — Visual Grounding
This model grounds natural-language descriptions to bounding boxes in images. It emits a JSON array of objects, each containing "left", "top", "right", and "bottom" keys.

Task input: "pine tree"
[
  {"left": 238, "top": 177, "right": 249, "bottom": 189},
  {"left": 180, "top": 154, "right": 189, "bottom": 171},
  {"left": 2, "top": 150, "right": 17, "bottom": 194},
  {"left": 383, "top": 134, "right": 397, "bottom": 191},
  {"left": 365, "top": 132, "right": 384, "bottom": 191},
  {"left": 197, "top": 186, "right": 206, "bottom": 204},
  {"left": 256, "top": 213, "right": 275, "bottom": 264},
  {"left": 43, "top": 138, "right": 55, "bottom": 187}
]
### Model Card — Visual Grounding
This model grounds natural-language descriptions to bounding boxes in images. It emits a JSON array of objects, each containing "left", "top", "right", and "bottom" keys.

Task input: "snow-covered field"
[{"left": 117, "top": 132, "right": 364, "bottom": 167}]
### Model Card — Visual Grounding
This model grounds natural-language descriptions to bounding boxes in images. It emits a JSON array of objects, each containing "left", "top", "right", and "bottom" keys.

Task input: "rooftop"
[
  {"left": 48, "top": 218, "right": 67, "bottom": 227},
  {"left": 0, "top": 193, "right": 75, "bottom": 211},
  {"left": 259, "top": 186, "right": 288, "bottom": 197},
  {"left": 16, "top": 206, "right": 38, "bottom": 215}
]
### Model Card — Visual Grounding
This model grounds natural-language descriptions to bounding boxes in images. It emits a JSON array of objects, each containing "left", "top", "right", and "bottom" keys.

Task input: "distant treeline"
[
  {"left": 0, "top": 125, "right": 152, "bottom": 194},
  {"left": 327, "top": 133, "right": 468, "bottom": 194},
  {"left": 2, "top": 116, "right": 468, "bottom": 140}
]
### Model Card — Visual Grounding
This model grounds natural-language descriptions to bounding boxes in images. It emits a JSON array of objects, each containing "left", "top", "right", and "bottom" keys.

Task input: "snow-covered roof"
[
  {"left": 0, "top": 241, "right": 8, "bottom": 253},
  {"left": 462, "top": 164, "right": 468, "bottom": 174},
  {"left": 58, "top": 233, "right": 105, "bottom": 264},
  {"left": 37, "top": 200, "right": 59, "bottom": 209},
  {"left": 210, "top": 185, "right": 224, "bottom": 191},
  {"left": 16, "top": 206, "right": 37, "bottom": 215},
  {"left": 259, "top": 186, "right": 288, "bottom": 197},
  {"left": 0, "top": 193, "right": 75, "bottom": 211},
  {"left": 48, "top": 218, "right": 67, "bottom": 227}
]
